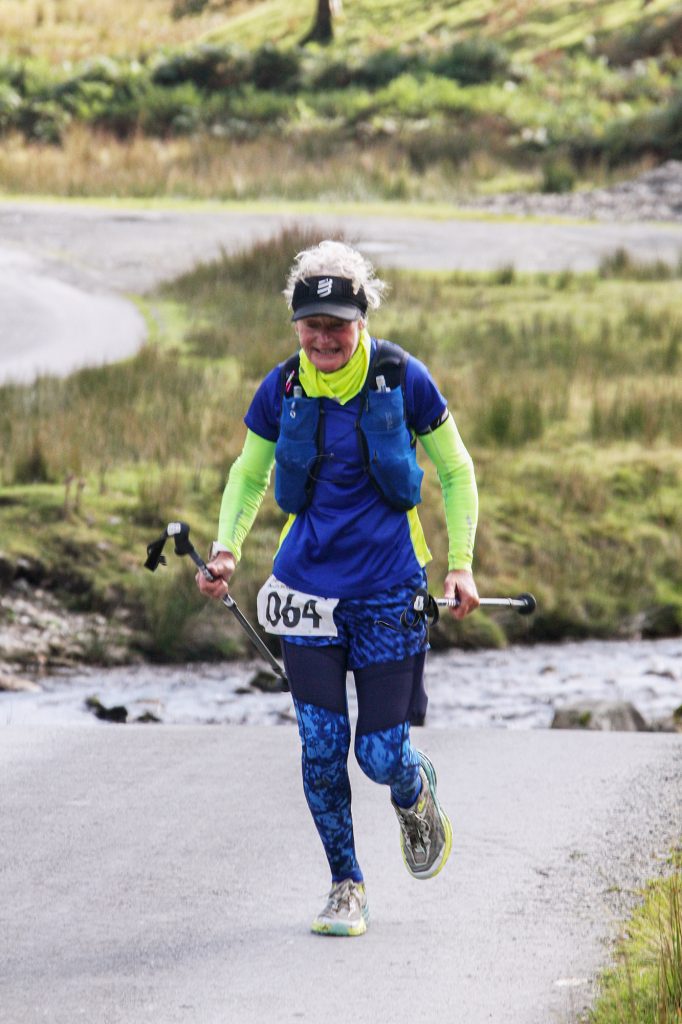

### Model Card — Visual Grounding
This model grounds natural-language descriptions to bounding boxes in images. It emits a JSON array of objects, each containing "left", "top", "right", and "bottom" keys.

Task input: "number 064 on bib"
[{"left": 256, "top": 575, "right": 339, "bottom": 637}]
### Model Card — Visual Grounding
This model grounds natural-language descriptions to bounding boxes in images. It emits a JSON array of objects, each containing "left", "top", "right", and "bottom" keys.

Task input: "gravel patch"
[{"left": 462, "top": 160, "right": 682, "bottom": 223}]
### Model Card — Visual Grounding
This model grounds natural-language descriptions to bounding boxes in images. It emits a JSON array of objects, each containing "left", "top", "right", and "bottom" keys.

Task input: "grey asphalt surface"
[
  {"left": 1, "top": 724, "right": 681, "bottom": 1024},
  {"left": 0, "top": 243, "right": 145, "bottom": 384},
  {"left": 2, "top": 199, "right": 682, "bottom": 382}
]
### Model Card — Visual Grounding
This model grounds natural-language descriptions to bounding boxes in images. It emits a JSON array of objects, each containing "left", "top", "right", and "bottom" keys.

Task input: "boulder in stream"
[
  {"left": 551, "top": 700, "right": 648, "bottom": 732},
  {"left": 248, "top": 670, "right": 282, "bottom": 693},
  {"left": 84, "top": 696, "right": 128, "bottom": 723}
]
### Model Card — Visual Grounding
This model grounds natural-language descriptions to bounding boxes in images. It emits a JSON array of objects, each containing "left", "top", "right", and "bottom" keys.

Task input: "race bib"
[{"left": 256, "top": 575, "right": 338, "bottom": 637}]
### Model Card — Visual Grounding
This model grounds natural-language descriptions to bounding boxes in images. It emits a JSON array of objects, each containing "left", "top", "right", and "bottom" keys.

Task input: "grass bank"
[
  {"left": 590, "top": 863, "right": 682, "bottom": 1024},
  {"left": 1, "top": 228, "right": 681, "bottom": 664}
]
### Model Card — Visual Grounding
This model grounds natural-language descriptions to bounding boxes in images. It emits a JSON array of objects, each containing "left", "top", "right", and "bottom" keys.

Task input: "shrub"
[
  {"left": 306, "top": 48, "right": 425, "bottom": 92},
  {"left": 0, "top": 83, "right": 21, "bottom": 131},
  {"left": 600, "top": 89, "right": 682, "bottom": 165},
  {"left": 309, "top": 58, "right": 356, "bottom": 90},
  {"left": 139, "top": 82, "right": 204, "bottom": 135},
  {"left": 55, "top": 79, "right": 116, "bottom": 121},
  {"left": 355, "top": 48, "right": 423, "bottom": 88},
  {"left": 651, "top": 90, "right": 682, "bottom": 159},
  {"left": 47, "top": 59, "right": 146, "bottom": 122},
  {"left": 430, "top": 38, "right": 511, "bottom": 86},
  {"left": 228, "top": 84, "right": 293, "bottom": 123},
  {"left": 0, "top": 58, "right": 27, "bottom": 91},
  {"left": 541, "top": 158, "right": 576, "bottom": 193},
  {"left": 151, "top": 45, "right": 251, "bottom": 92},
  {"left": 77, "top": 56, "right": 129, "bottom": 84},
  {"left": 1, "top": 59, "right": 53, "bottom": 99},
  {"left": 369, "top": 73, "right": 468, "bottom": 121},
  {"left": 90, "top": 80, "right": 204, "bottom": 137},
  {"left": 251, "top": 44, "right": 301, "bottom": 92},
  {"left": 17, "top": 99, "right": 70, "bottom": 144}
]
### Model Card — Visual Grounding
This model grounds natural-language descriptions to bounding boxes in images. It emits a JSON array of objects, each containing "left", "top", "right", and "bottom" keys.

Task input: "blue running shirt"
[{"left": 244, "top": 340, "right": 446, "bottom": 599}]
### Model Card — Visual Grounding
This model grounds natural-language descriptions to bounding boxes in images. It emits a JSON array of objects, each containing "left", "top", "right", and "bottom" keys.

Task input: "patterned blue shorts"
[{"left": 284, "top": 569, "right": 428, "bottom": 670}]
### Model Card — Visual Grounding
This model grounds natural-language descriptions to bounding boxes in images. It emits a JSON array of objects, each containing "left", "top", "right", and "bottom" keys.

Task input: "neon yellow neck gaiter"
[{"left": 298, "top": 328, "right": 371, "bottom": 405}]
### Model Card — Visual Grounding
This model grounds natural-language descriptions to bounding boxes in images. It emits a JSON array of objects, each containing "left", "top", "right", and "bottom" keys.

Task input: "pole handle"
[
  {"left": 435, "top": 593, "right": 537, "bottom": 615},
  {"left": 400, "top": 588, "right": 536, "bottom": 628},
  {"left": 145, "top": 522, "right": 289, "bottom": 691}
]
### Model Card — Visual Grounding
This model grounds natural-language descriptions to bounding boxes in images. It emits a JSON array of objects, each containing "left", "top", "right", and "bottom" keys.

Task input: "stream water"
[{"left": 2, "top": 636, "right": 680, "bottom": 729}]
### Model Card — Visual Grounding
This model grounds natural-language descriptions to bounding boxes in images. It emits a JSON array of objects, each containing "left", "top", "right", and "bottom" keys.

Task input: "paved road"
[
  {"left": 0, "top": 243, "right": 145, "bottom": 384},
  {"left": 2, "top": 199, "right": 682, "bottom": 383},
  {"left": 1, "top": 725, "right": 680, "bottom": 1024}
]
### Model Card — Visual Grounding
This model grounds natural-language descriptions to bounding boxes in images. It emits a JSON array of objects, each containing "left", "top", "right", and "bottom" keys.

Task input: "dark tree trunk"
[{"left": 300, "top": 0, "right": 334, "bottom": 45}]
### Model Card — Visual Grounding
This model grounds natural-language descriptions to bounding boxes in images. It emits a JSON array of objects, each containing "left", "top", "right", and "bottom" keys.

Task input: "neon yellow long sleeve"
[
  {"left": 418, "top": 414, "right": 478, "bottom": 571},
  {"left": 217, "top": 429, "right": 275, "bottom": 560}
]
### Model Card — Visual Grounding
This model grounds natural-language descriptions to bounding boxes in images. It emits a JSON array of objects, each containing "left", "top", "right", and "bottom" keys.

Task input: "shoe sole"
[
  {"left": 311, "top": 905, "right": 370, "bottom": 937},
  {"left": 400, "top": 751, "right": 453, "bottom": 881}
]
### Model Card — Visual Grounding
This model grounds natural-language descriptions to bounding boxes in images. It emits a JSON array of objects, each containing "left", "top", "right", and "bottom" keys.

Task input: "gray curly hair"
[{"left": 283, "top": 239, "right": 388, "bottom": 314}]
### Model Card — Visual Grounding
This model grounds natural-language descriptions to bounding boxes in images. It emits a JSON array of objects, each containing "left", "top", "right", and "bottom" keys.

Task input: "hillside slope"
[
  {"left": 1, "top": 1, "right": 681, "bottom": 200},
  {"left": 3, "top": 0, "right": 680, "bottom": 64}
]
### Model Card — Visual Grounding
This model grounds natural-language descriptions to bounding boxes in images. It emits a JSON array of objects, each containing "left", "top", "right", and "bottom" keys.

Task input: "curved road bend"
[
  {"left": 1, "top": 199, "right": 682, "bottom": 382},
  {"left": 0, "top": 243, "right": 145, "bottom": 384}
]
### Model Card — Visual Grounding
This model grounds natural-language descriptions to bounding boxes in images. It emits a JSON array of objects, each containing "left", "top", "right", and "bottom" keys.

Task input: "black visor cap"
[{"left": 291, "top": 276, "right": 368, "bottom": 322}]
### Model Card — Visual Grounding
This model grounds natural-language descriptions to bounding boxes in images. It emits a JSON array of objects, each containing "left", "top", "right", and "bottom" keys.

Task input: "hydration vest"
[{"left": 274, "top": 339, "right": 424, "bottom": 514}]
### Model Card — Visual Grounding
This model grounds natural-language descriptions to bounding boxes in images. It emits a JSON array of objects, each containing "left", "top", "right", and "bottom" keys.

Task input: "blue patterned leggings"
[{"left": 281, "top": 642, "right": 426, "bottom": 884}]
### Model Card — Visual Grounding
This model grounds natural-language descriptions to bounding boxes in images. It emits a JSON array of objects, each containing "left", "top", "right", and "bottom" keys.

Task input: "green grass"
[
  {"left": 1, "top": 229, "right": 681, "bottom": 662},
  {"left": 3, "top": 0, "right": 678, "bottom": 65},
  {"left": 590, "top": 868, "right": 682, "bottom": 1024},
  {"left": 203, "top": 0, "right": 680, "bottom": 62}
]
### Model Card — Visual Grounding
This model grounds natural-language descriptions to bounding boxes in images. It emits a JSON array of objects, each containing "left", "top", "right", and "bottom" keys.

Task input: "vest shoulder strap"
[
  {"left": 279, "top": 352, "right": 303, "bottom": 397},
  {"left": 370, "top": 338, "right": 408, "bottom": 392},
  {"left": 361, "top": 339, "right": 410, "bottom": 433}
]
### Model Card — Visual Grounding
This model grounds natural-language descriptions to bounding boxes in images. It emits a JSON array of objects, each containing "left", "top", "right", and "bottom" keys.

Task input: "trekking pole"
[
  {"left": 401, "top": 588, "right": 536, "bottom": 629},
  {"left": 144, "top": 521, "right": 289, "bottom": 692},
  {"left": 440, "top": 595, "right": 535, "bottom": 612}
]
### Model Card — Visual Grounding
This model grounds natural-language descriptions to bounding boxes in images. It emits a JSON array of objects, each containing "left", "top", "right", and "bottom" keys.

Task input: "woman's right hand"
[{"left": 196, "top": 552, "right": 237, "bottom": 599}]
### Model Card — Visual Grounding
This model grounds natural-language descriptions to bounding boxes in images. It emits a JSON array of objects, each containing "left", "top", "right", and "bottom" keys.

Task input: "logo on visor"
[{"left": 317, "top": 278, "right": 333, "bottom": 298}]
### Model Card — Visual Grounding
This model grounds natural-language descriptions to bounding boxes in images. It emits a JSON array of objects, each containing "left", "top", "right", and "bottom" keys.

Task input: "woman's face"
[{"left": 295, "top": 315, "right": 365, "bottom": 373}]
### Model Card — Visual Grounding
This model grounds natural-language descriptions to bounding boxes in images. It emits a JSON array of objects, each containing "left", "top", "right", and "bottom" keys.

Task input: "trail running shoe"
[
  {"left": 311, "top": 879, "right": 369, "bottom": 937},
  {"left": 391, "top": 751, "right": 452, "bottom": 880}
]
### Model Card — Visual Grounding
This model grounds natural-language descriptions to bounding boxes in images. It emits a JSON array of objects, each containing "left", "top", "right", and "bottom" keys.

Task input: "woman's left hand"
[{"left": 444, "top": 569, "right": 480, "bottom": 620}]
